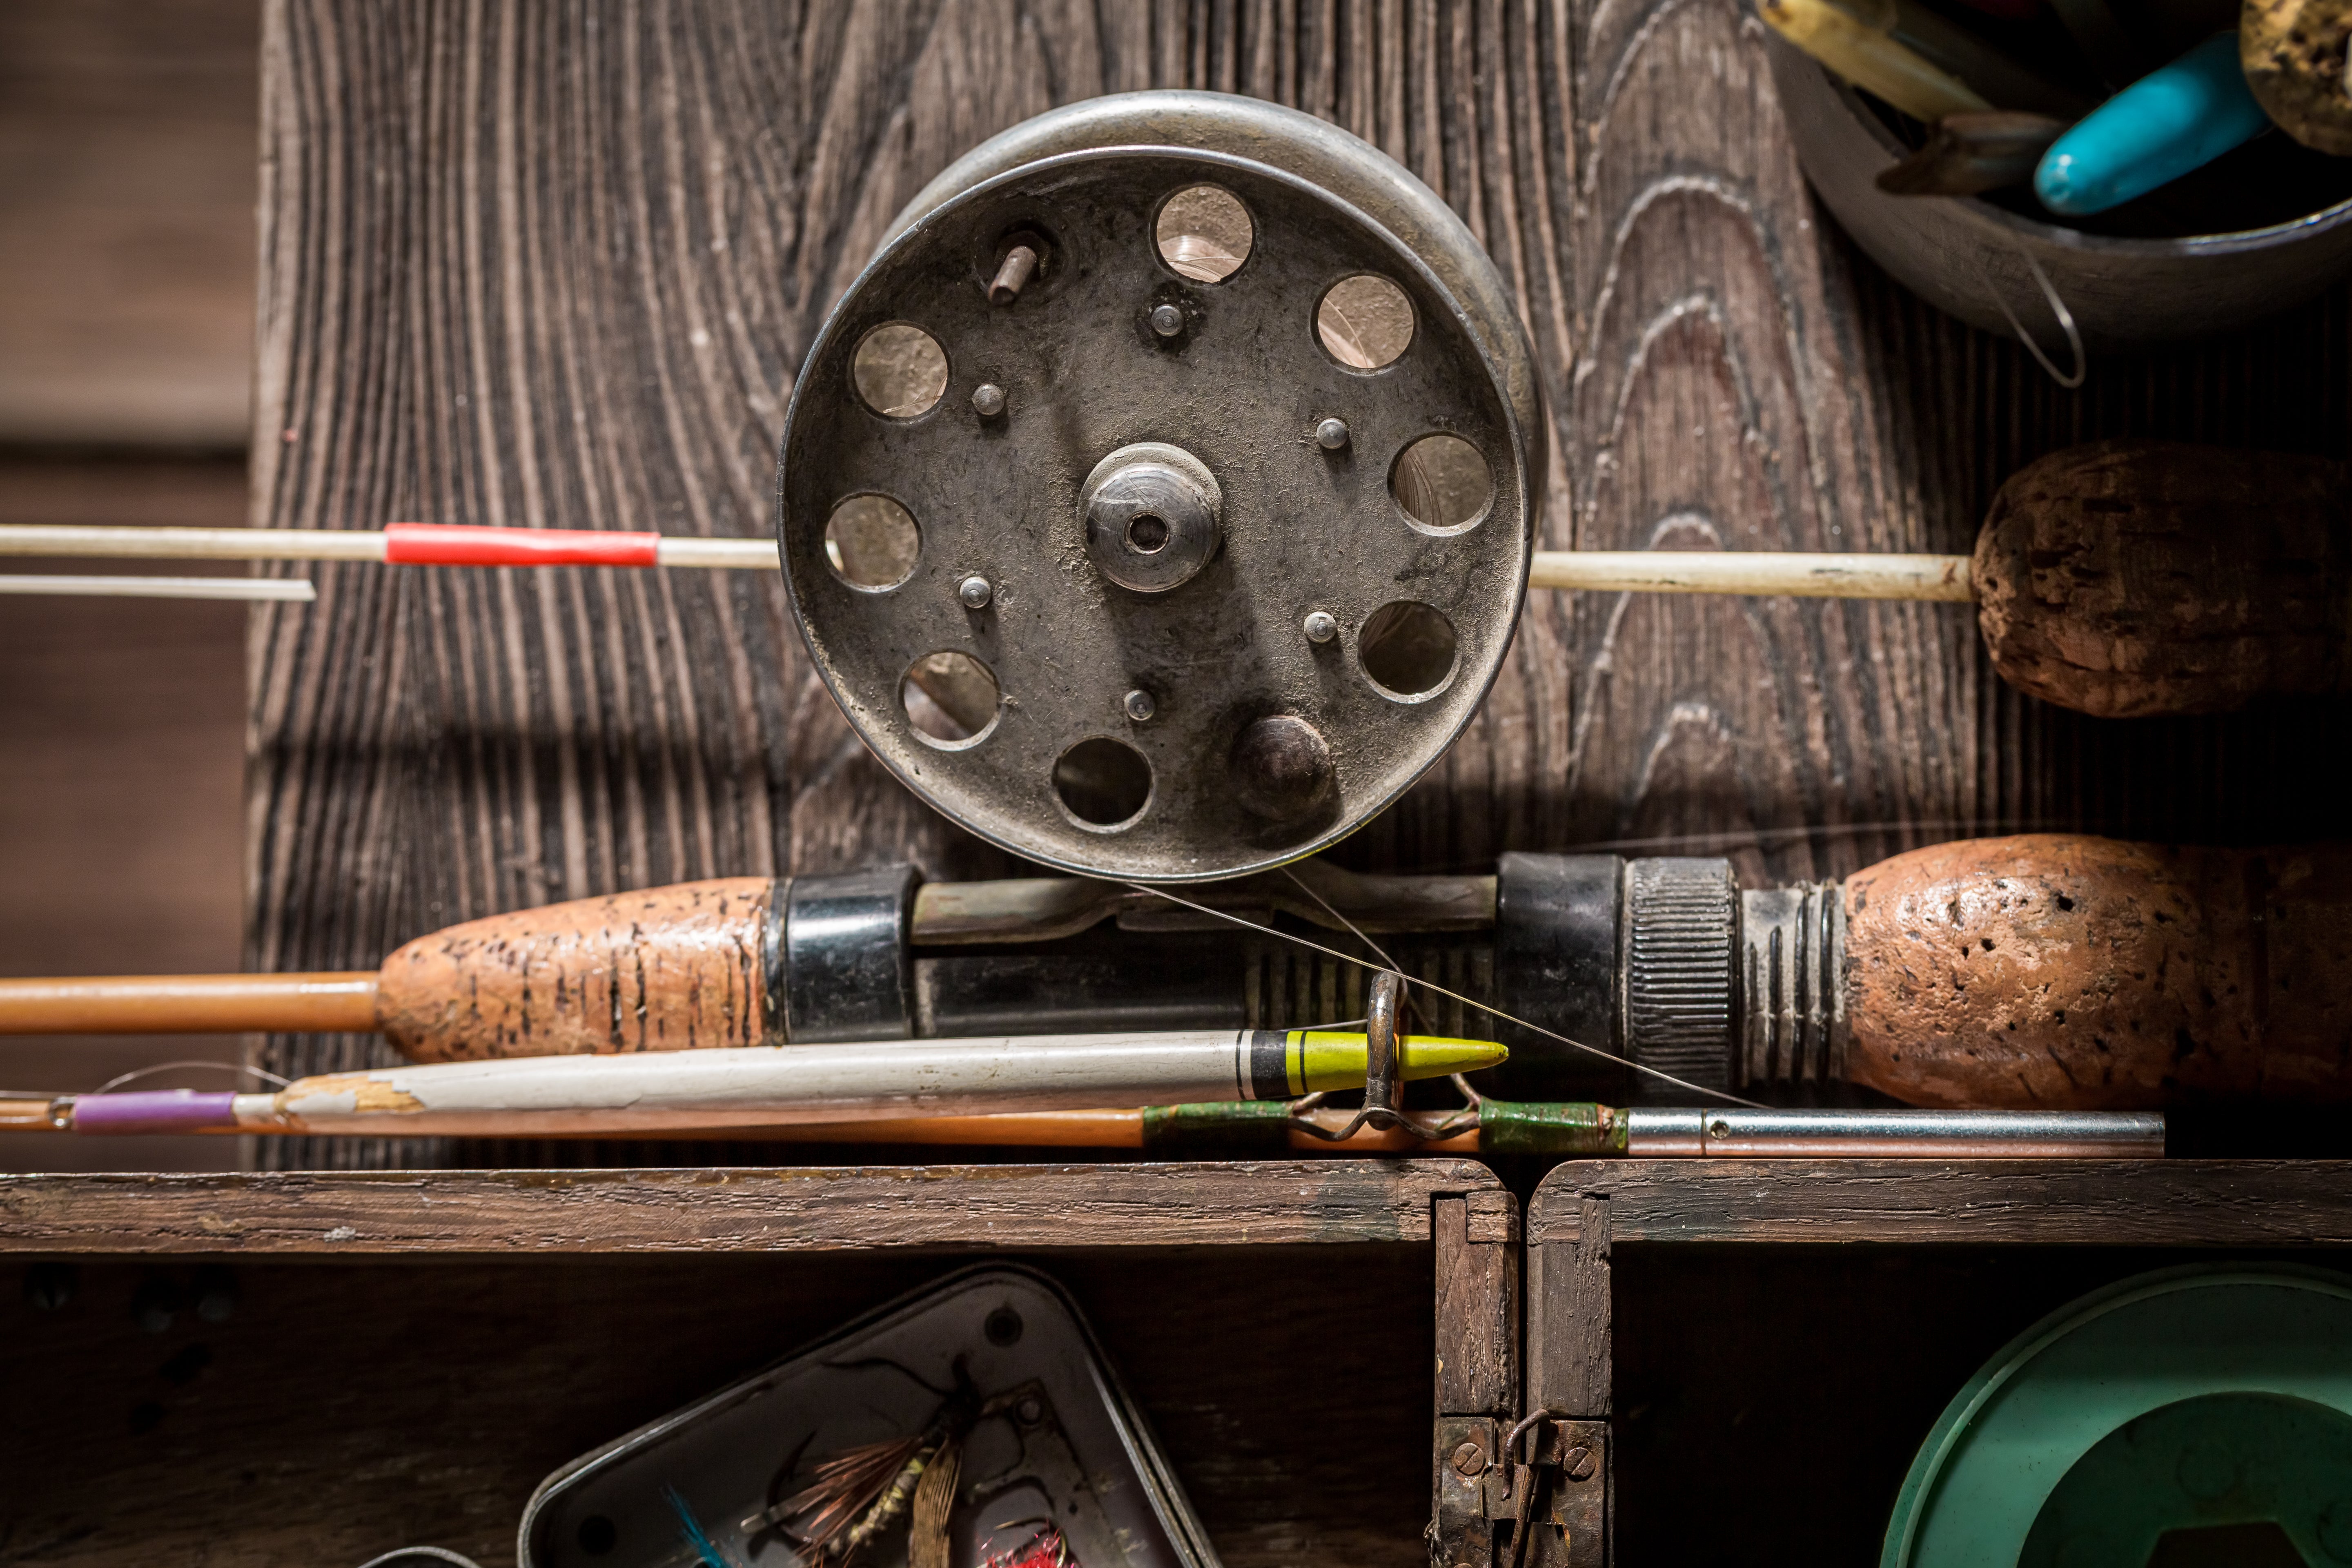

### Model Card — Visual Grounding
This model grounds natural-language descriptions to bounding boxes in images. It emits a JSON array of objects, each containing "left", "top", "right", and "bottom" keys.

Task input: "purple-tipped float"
[{"left": 70, "top": 1090, "right": 240, "bottom": 1135}]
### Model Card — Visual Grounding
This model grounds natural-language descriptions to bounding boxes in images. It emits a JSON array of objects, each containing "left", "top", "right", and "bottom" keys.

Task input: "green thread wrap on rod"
[
  {"left": 1140, "top": 1097, "right": 1629, "bottom": 1156},
  {"left": 1477, "top": 1099, "right": 1627, "bottom": 1156},
  {"left": 1140, "top": 1099, "right": 1293, "bottom": 1156}
]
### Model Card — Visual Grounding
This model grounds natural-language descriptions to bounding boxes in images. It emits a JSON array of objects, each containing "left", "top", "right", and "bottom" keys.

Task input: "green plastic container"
[{"left": 1883, "top": 1264, "right": 2352, "bottom": 1568}]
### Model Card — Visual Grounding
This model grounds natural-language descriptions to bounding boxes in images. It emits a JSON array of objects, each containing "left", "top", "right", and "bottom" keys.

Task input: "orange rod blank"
[
  {"left": 0, "top": 973, "right": 379, "bottom": 1036},
  {"left": 0, "top": 1098, "right": 1481, "bottom": 1153}
]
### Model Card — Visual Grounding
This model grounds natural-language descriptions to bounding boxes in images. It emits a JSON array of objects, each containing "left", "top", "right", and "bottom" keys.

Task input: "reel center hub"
[{"left": 1082, "top": 442, "right": 1222, "bottom": 592}]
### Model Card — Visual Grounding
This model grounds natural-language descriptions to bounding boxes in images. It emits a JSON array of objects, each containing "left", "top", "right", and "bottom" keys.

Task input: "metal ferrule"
[
  {"left": 1621, "top": 858, "right": 1739, "bottom": 1095},
  {"left": 1738, "top": 880, "right": 1846, "bottom": 1086},
  {"left": 1625, "top": 1107, "right": 2166, "bottom": 1158},
  {"left": 776, "top": 866, "right": 919, "bottom": 1043}
]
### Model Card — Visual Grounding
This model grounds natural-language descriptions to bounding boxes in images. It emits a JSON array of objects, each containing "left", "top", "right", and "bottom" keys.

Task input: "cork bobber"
[
  {"left": 1972, "top": 441, "right": 2350, "bottom": 719},
  {"left": 2243, "top": 0, "right": 2352, "bottom": 156}
]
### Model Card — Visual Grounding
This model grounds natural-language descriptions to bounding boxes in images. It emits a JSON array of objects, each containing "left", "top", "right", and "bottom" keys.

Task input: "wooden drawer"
[
  {"left": 1, "top": 1160, "right": 1515, "bottom": 1568},
  {"left": 1514, "top": 1160, "right": 2352, "bottom": 1568}
]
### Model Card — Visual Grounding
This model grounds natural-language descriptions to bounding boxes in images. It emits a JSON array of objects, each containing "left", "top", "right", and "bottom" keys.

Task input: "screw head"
[
  {"left": 1017, "top": 1396, "right": 1044, "bottom": 1425},
  {"left": 1124, "top": 688, "right": 1156, "bottom": 722},
  {"left": 1450, "top": 1441, "right": 1485, "bottom": 1477},
  {"left": 1708, "top": 1118, "right": 1731, "bottom": 1139},
  {"left": 1303, "top": 609, "right": 1338, "bottom": 644},
  {"left": 971, "top": 382, "right": 1007, "bottom": 418},
  {"left": 1149, "top": 303, "right": 1185, "bottom": 339},
  {"left": 958, "top": 575, "right": 994, "bottom": 610},
  {"left": 1563, "top": 1444, "right": 1598, "bottom": 1482},
  {"left": 1315, "top": 417, "right": 1350, "bottom": 450}
]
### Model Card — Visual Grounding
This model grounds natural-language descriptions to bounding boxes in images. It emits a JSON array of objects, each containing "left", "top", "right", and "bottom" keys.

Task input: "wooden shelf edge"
[
  {"left": 0, "top": 1158, "right": 1505, "bottom": 1255},
  {"left": 1527, "top": 1159, "right": 2352, "bottom": 1246}
]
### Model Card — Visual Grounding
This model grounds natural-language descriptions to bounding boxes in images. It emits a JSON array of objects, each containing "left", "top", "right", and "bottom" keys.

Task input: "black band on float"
[{"left": 1247, "top": 1030, "right": 1292, "bottom": 1101}]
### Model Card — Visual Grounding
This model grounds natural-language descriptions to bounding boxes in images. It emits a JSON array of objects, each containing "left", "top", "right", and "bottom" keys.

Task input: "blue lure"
[
  {"left": 663, "top": 1483, "right": 737, "bottom": 1568},
  {"left": 2036, "top": 32, "right": 2272, "bottom": 216}
]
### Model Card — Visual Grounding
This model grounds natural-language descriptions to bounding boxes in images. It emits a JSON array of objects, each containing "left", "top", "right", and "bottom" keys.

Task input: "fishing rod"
[
  {"left": 0, "top": 438, "right": 2326, "bottom": 723},
  {"left": 2, "top": 1085, "right": 2162, "bottom": 1159},
  {"left": 1, "top": 971, "right": 2156, "bottom": 1156},
  {"left": 4, "top": 832, "right": 2343, "bottom": 1113}
]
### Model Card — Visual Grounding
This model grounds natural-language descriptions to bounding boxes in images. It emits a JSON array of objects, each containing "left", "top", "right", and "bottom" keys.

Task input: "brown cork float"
[
  {"left": 1972, "top": 441, "right": 2350, "bottom": 718},
  {"left": 2243, "top": 0, "right": 2352, "bottom": 156}
]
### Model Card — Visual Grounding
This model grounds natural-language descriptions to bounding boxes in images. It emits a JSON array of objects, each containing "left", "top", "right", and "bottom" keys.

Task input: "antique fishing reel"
[{"left": 778, "top": 92, "right": 1541, "bottom": 882}]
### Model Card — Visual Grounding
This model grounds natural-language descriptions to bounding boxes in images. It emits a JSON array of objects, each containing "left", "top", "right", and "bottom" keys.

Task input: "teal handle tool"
[{"left": 2035, "top": 32, "right": 2271, "bottom": 216}]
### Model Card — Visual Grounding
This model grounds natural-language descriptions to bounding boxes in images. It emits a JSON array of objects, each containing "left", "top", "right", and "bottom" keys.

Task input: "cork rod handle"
[{"left": 1842, "top": 834, "right": 2352, "bottom": 1109}]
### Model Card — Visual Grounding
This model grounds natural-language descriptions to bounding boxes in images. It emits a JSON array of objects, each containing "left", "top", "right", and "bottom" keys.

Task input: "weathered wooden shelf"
[
  {"left": 0, "top": 1158, "right": 1500, "bottom": 1254},
  {"left": 0, "top": 1160, "right": 1517, "bottom": 1568}
]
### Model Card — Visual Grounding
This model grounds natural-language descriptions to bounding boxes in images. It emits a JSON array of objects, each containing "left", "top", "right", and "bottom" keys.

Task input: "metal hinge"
[
  {"left": 1433, "top": 1415, "right": 1500, "bottom": 1568},
  {"left": 1488, "top": 1414, "right": 1607, "bottom": 1568}
]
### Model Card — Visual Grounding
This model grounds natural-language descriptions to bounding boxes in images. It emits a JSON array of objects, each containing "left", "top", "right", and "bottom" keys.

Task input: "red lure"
[{"left": 984, "top": 1526, "right": 1076, "bottom": 1568}]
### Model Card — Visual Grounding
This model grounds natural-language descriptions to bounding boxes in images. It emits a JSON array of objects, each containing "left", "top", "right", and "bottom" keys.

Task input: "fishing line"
[
  {"left": 1123, "top": 881, "right": 1765, "bottom": 1109},
  {"left": 1378, "top": 815, "right": 2078, "bottom": 875},
  {"left": 92, "top": 1060, "right": 290, "bottom": 1095},
  {"left": 1283, "top": 865, "right": 1403, "bottom": 972},
  {"left": 1279, "top": 865, "right": 1470, "bottom": 1107},
  {"left": 0, "top": 1060, "right": 294, "bottom": 1100}
]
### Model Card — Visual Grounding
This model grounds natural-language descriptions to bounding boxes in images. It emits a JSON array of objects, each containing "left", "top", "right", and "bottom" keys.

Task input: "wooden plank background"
[{"left": 249, "top": 0, "right": 2348, "bottom": 1168}]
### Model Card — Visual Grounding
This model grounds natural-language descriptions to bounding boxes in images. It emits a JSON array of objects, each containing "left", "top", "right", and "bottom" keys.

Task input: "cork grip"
[
  {"left": 375, "top": 878, "right": 777, "bottom": 1062},
  {"left": 1842, "top": 835, "right": 2352, "bottom": 1109},
  {"left": 1973, "top": 441, "right": 2349, "bottom": 718}
]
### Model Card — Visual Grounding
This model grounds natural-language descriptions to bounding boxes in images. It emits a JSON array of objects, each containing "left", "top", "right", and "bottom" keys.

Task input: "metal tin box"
[{"left": 519, "top": 1265, "right": 1219, "bottom": 1568}]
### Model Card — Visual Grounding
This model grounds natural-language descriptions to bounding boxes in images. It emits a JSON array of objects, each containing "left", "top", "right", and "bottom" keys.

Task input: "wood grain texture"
[
  {"left": 1434, "top": 1190, "right": 1519, "bottom": 1414},
  {"left": 244, "top": 0, "right": 1595, "bottom": 1167},
  {"left": 0, "top": 1157, "right": 1499, "bottom": 1253},
  {"left": 1528, "top": 1158, "right": 2352, "bottom": 1245},
  {"left": 0, "top": 1247, "right": 1437, "bottom": 1568},
  {"left": 1525, "top": 1189, "right": 1611, "bottom": 1418},
  {"left": 1561, "top": 0, "right": 2351, "bottom": 897},
  {"left": 247, "top": 0, "right": 2352, "bottom": 1173}
]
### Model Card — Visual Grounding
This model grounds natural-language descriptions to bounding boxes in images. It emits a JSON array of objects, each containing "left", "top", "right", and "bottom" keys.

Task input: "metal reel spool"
[{"left": 779, "top": 91, "right": 1541, "bottom": 883}]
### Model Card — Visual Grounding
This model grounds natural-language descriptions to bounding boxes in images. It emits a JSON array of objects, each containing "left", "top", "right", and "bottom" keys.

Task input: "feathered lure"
[
  {"left": 982, "top": 1525, "right": 1075, "bottom": 1568},
  {"left": 762, "top": 1357, "right": 1022, "bottom": 1568}
]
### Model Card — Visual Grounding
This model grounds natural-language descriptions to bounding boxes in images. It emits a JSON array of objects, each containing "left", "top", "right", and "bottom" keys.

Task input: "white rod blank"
[
  {"left": 1529, "top": 550, "right": 1974, "bottom": 601},
  {"left": 0, "top": 525, "right": 387, "bottom": 562},
  {"left": 653, "top": 537, "right": 778, "bottom": 569},
  {"left": 241, "top": 1032, "right": 1280, "bottom": 1135},
  {"left": 0, "top": 575, "right": 317, "bottom": 603},
  {"left": 0, "top": 526, "right": 1978, "bottom": 604}
]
